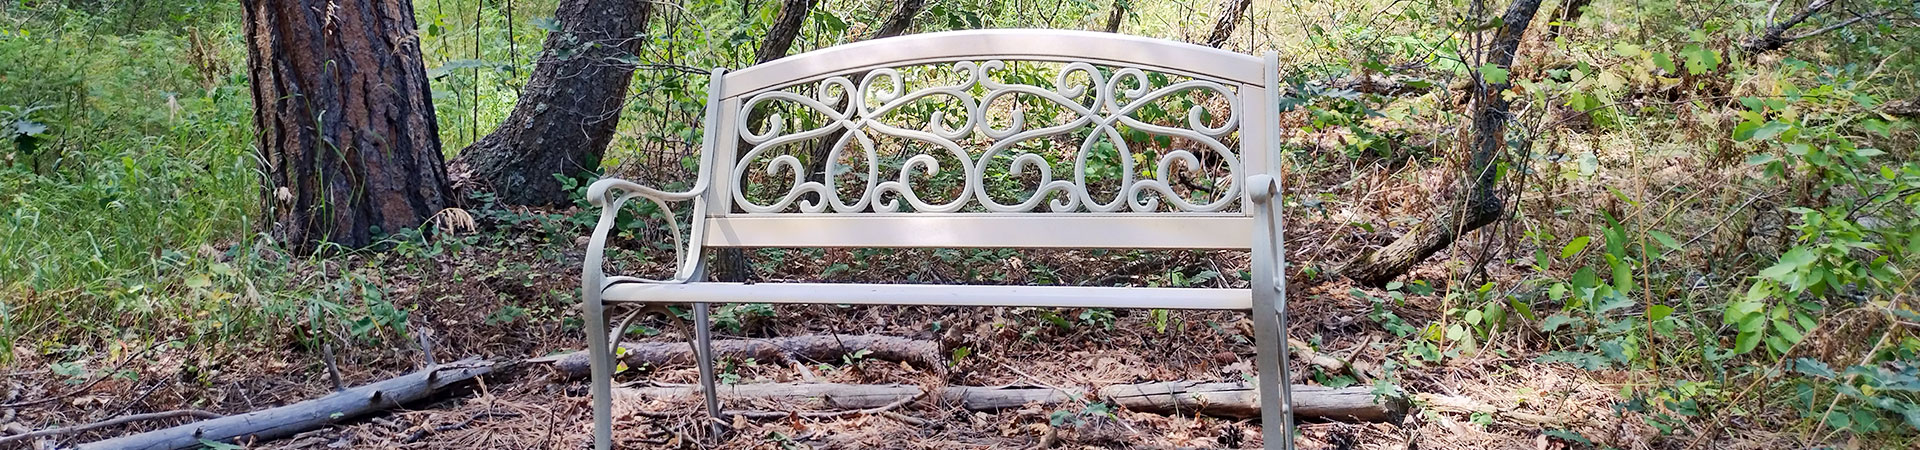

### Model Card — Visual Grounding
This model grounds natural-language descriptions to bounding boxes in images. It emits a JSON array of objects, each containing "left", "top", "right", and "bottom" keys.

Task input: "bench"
[{"left": 580, "top": 29, "right": 1294, "bottom": 449}]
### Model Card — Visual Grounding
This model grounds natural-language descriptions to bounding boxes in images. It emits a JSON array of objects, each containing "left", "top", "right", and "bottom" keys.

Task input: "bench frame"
[{"left": 580, "top": 29, "right": 1292, "bottom": 449}]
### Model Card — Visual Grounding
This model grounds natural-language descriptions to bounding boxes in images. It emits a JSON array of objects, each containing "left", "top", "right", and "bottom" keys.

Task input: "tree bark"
[
  {"left": 453, "top": 0, "right": 654, "bottom": 207},
  {"left": 757, "top": 0, "right": 819, "bottom": 64},
  {"left": 1203, "top": 0, "right": 1253, "bottom": 48},
  {"left": 621, "top": 381, "right": 1406, "bottom": 421},
  {"left": 873, "top": 0, "right": 925, "bottom": 38},
  {"left": 243, "top": 0, "right": 454, "bottom": 254},
  {"left": 623, "top": 383, "right": 1078, "bottom": 410},
  {"left": 715, "top": 0, "right": 828, "bottom": 282},
  {"left": 77, "top": 359, "right": 492, "bottom": 450},
  {"left": 1101, "top": 381, "right": 1408, "bottom": 422},
  {"left": 1545, "top": 0, "right": 1590, "bottom": 40},
  {"left": 1103, "top": 0, "right": 1128, "bottom": 33},
  {"left": 1339, "top": 0, "right": 1542, "bottom": 287},
  {"left": 544, "top": 334, "right": 944, "bottom": 377}
]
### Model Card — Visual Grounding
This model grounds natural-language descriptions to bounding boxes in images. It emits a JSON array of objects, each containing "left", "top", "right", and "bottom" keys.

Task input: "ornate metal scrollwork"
[{"left": 733, "top": 60, "right": 1242, "bottom": 214}]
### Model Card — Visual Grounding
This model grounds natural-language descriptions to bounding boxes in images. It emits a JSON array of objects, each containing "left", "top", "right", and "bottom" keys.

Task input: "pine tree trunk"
[
  {"left": 243, "top": 0, "right": 454, "bottom": 255},
  {"left": 455, "top": 0, "right": 654, "bottom": 207},
  {"left": 1340, "top": 0, "right": 1542, "bottom": 286}
]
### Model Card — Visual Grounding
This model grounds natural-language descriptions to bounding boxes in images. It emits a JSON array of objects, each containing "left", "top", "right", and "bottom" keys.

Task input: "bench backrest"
[{"left": 685, "top": 29, "right": 1279, "bottom": 252}]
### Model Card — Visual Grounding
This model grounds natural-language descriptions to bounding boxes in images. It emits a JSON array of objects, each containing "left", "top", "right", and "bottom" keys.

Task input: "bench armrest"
[{"left": 583, "top": 177, "right": 710, "bottom": 287}]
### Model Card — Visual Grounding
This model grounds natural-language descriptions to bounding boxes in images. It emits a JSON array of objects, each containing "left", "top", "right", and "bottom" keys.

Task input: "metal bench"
[{"left": 580, "top": 29, "right": 1293, "bottom": 449}]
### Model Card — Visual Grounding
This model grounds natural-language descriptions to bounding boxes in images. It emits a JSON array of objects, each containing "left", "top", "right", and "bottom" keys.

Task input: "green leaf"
[
  {"left": 1648, "top": 304, "right": 1673, "bottom": 321},
  {"left": 1793, "top": 358, "right": 1837, "bottom": 379},
  {"left": 1561, "top": 236, "right": 1591, "bottom": 259},
  {"left": 1732, "top": 121, "right": 1760, "bottom": 141},
  {"left": 1744, "top": 153, "right": 1779, "bottom": 166},
  {"left": 1733, "top": 329, "right": 1763, "bottom": 354},
  {"left": 1543, "top": 429, "right": 1594, "bottom": 445},
  {"left": 1650, "top": 231, "right": 1683, "bottom": 251},
  {"left": 1542, "top": 314, "right": 1578, "bottom": 332},
  {"left": 1465, "top": 310, "right": 1483, "bottom": 326},
  {"left": 1749, "top": 121, "right": 1791, "bottom": 141},
  {"left": 1479, "top": 64, "right": 1509, "bottom": 85},
  {"left": 185, "top": 274, "right": 212, "bottom": 289}
]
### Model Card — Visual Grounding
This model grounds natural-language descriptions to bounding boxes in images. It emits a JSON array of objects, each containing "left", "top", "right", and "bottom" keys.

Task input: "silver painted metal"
[{"left": 579, "top": 30, "right": 1293, "bottom": 450}]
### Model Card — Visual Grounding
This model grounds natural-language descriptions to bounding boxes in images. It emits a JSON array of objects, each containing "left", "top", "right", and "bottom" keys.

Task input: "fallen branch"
[
  {"left": 0, "top": 410, "right": 221, "bottom": 446},
  {"left": 622, "top": 382, "right": 1076, "bottom": 410},
  {"left": 1101, "top": 381, "right": 1407, "bottom": 422},
  {"left": 540, "top": 334, "right": 943, "bottom": 378},
  {"left": 77, "top": 358, "right": 494, "bottom": 450},
  {"left": 622, "top": 381, "right": 1404, "bottom": 422}
]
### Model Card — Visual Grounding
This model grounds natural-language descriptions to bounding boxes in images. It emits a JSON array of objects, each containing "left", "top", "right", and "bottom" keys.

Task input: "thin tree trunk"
[
  {"left": 1104, "top": 0, "right": 1128, "bottom": 33},
  {"left": 243, "top": 0, "right": 454, "bottom": 255},
  {"left": 1340, "top": 0, "right": 1543, "bottom": 287},
  {"left": 1740, "top": 0, "right": 1880, "bottom": 55},
  {"left": 454, "top": 0, "right": 653, "bottom": 207},
  {"left": 756, "top": 0, "right": 819, "bottom": 64},
  {"left": 1204, "top": 0, "right": 1253, "bottom": 48},
  {"left": 794, "top": 0, "right": 927, "bottom": 208},
  {"left": 717, "top": 0, "right": 823, "bottom": 283},
  {"left": 873, "top": 0, "right": 925, "bottom": 39},
  {"left": 1545, "top": 0, "right": 1590, "bottom": 40}
]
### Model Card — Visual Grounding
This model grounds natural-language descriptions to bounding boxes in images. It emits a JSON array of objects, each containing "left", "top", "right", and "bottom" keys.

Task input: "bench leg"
[
  {"left": 583, "top": 289, "right": 614, "bottom": 450},
  {"left": 692, "top": 302, "right": 725, "bottom": 439}
]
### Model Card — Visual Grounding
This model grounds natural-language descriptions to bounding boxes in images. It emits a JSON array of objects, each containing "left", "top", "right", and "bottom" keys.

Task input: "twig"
[
  {"left": 0, "top": 410, "right": 222, "bottom": 445},
  {"left": 322, "top": 340, "right": 344, "bottom": 391}
]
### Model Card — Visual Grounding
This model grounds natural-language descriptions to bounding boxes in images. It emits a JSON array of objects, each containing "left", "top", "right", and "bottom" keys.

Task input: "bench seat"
[{"left": 603, "top": 282, "right": 1253, "bottom": 310}]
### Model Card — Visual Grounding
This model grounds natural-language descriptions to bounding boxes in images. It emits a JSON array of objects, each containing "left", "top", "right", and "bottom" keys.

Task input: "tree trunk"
[
  {"left": 716, "top": 0, "right": 824, "bottom": 283},
  {"left": 243, "top": 0, "right": 454, "bottom": 255},
  {"left": 756, "top": 0, "right": 818, "bottom": 64},
  {"left": 1103, "top": 0, "right": 1128, "bottom": 33},
  {"left": 795, "top": 0, "right": 927, "bottom": 205},
  {"left": 1203, "top": 0, "right": 1253, "bottom": 48},
  {"left": 873, "top": 0, "right": 925, "bottom": 38},
  {"left": 1339, "top": 0, "right": 1542, "bottom": 287},
  {"left": 1545, "top": 0, "right": 1590, "bottom": 40},
  {"left": 453, "top": 0, "right": 654, "bottom": 207},
  {"left": 1100, "top": 381, "right": 1408, "bottom": 422}
]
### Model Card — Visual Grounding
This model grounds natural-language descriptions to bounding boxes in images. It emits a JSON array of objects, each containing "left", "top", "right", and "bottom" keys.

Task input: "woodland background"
[{"left": 2, "top": 0, "right": 1919, "bottom": 448}]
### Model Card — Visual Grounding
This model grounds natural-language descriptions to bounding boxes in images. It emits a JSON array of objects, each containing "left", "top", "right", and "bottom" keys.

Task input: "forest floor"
[{"left": 4, "top": 184, "right": 1793, "bottom": 450}]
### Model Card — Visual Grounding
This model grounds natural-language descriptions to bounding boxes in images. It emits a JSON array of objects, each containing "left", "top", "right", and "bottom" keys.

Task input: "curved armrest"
[{"left": 583, "top": 177, "right": 711, "bottom": 287}]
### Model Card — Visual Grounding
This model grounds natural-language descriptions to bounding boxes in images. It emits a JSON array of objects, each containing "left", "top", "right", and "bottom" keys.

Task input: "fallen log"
[
  {"left": 621, "top": 381, "right": 1404, "bottom": 422},
  {"left": 0, "top": 410, "right": 221, "bottom": 446},
  {"left": 77, "top": 359, "right": 493, "bottom": 450},
  {"left": 622, "top": 382, "right": 1077, "bottom": 410},
  {"left": 542, "top": 334, "right": 943, "bottom": 378},
  {"left": 1100, "top": 381, "right": 1406, "bottom": 422}
]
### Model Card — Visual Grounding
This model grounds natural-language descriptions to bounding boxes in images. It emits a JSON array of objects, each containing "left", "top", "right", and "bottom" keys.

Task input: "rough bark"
[
  {"left": 243, "top": 0, "right": 454, "bottom": 254},
  {"left": 1203, "top": 0, "right": 1254, "bottom": 48},
  {"left": 454, "top": 0, "right": 654, "bottom": 207},
  {"left": 873, "top": 0, "right": 926, "bottom": 38},
  {"left": 1545, "top": 0, "right": 1590, "bottom": 40},
  {"left": 1339, "top": 0, "right": 1542, "bottom": 287},
  {"left": 623, "top": 383, "right": 1077, "bottom": 410},
  {"left": 714, "top": 0, "right": 826, "bottom": 282},
  {"left": 544, "top": 334, "right": 944, "bottom": 377},
  {"left": 622, "top": 381, "right": 1406, "bottom": 422},
  {"left": 1103, "top": 0, "right": 1128, "bottom": 33},
  {"left": 756, "top": 0, "right": 819, "bottom": 64},
  {"left": 1101, "top": 381, "right": 1408, "bottom": 422},
  {"left": 77, "top": 359, "right": 492, "bottom": 450}
]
